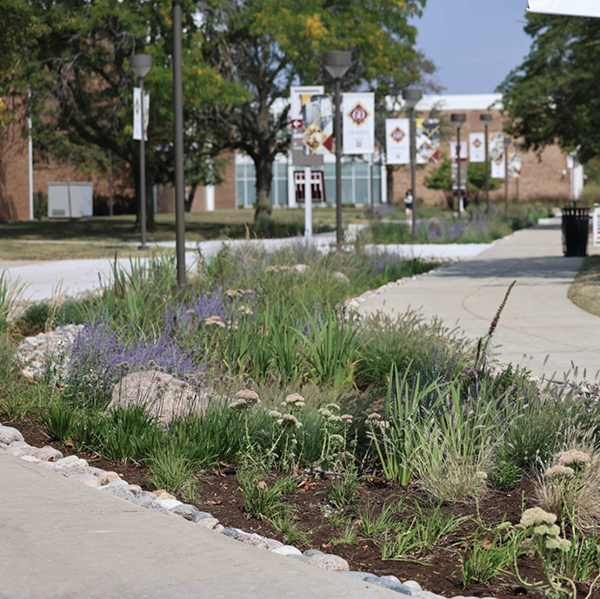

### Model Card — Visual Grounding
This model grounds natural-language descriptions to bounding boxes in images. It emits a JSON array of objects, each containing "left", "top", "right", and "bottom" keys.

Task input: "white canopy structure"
[{"left": 528, "top": 0, "right": 600, "bottom": 17}]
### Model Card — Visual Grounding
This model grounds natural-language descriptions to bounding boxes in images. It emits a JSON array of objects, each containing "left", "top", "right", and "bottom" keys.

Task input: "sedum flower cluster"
[
  {"left": 519, "top": 507, "right": 571, "bottom": 552},
  {"left": 228, "top": 389, "right": 261, "bottom": 411}
]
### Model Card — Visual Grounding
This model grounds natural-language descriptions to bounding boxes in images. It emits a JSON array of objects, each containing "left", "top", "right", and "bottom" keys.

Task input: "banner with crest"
[{"left": 342, "top": 93, "right": 375, "bottom": 154}]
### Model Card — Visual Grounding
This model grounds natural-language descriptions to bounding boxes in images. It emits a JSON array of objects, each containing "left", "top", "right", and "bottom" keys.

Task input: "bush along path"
[{"left": 1, "top": 421, "right": 455, "bottom": 599}]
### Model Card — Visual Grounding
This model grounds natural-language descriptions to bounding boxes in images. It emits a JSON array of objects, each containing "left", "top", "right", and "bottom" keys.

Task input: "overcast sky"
[{"left": 412, "top": 1, "right": 534, "bottom": 95}]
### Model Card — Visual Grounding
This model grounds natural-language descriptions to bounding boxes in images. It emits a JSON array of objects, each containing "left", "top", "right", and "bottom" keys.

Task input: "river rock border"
[{"left": 1, "top": 421, "right": 495, "bottom": 599}]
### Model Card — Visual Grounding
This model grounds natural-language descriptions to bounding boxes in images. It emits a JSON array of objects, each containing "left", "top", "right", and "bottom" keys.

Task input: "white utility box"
[{"left": 48, "top": 183, "right": 93, "bottom": 218}]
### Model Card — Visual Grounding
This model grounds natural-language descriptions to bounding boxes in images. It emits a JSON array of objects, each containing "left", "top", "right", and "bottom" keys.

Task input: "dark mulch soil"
[{"left": 9, "top": 416, "right": 599, "bottom": 599}]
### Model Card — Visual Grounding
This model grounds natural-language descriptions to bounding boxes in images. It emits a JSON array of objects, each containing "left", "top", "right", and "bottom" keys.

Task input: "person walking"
[{"left": 403, "top": 188, "right": 414, "bottom": 223}]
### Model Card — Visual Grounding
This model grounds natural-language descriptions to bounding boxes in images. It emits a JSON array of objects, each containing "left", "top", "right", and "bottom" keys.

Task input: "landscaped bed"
[{"left": 2, "top": 237, "right": 600, "bottom": 599}]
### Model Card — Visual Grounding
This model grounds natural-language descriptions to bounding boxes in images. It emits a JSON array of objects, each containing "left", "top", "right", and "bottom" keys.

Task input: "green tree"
[
  {"left": 0, "top": 0, "right": 38, "bottom": 86},
  {"left": 498, "top": 15, "right": 600, "bottom": 163},
  {"left": 21, "top": 0, "right": 243, "bottom": 224},
  {"left": 198, "top": 0, "right": 430, "bottom": 222},
  {"left": 424, "top": 155, "right": 500, "bottom": 209}
]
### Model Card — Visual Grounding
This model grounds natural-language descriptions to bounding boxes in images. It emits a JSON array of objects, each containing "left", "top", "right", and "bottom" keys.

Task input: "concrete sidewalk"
[
  {"left": 0, "top": 451, "right": 402, "bottom": 599},
  {"left": 356, "top": 219, "right": 600, "bottom": 380},
  {"left": 1, "top": 235, "right": 489, "bottom": 304}
]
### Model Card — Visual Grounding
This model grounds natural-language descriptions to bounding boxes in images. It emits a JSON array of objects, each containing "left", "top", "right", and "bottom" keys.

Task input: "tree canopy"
[
  {"left": 20, "top": 0, "right": 243, "bottom": 221},
  {"left": 16, "top": 0, "right": 432, "bottom": 223},
  {"left": 198, "top": 0, "right": 431, "bottom": 220},
  {"left": 498, "top": 15, "right": 600, "bottom": 164}
]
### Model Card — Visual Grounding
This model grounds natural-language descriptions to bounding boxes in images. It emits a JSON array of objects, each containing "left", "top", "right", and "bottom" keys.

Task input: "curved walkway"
[{"left": 357, "top": 219, "right": 600, "bottom": 381}]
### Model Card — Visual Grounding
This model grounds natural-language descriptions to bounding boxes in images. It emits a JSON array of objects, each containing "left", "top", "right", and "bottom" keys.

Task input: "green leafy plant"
[
  {"left": 147, "top": 440, "right": 199, "bottom": 496},
  {"left": 299, "top": 307, "right": 358, "bottom": 392},
  {"left": 236, "top": 467, "right": 290, "bottom": 520},
  {"left": 459, "top": 529, "right": 516, "bottom": 586},
  {"left": 329, "top": 472, "right": 361, "bottom": 509}
]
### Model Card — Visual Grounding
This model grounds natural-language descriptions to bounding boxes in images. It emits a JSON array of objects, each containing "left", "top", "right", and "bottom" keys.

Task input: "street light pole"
[
  {"left": 323, "top": 51, "right": 351, "bottom": 249},
  {"left": 480, "top": 113, "right": 493, "bottom": 213},
  {"left": 514, "top": 140, "right": 522, "bottom": 205},
  {"left": 172, "top": 0, "right": 186, "bottom": 287},
  {"left": 130, "top": 54, "right": 152, "bottom": 250},
  {"left": 504, "top": 136, "right": 512, "bottom": 213},
  {"left": 451, "top": 113, "right": 466, "bottom": 215},
  {"left": 403, "top": 88, "right": 422, "bottom": 238}
]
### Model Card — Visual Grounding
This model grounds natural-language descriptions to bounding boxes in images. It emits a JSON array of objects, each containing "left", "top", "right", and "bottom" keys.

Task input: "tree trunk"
[
  {"left": 254, "top": 155, "right": 273, "bottom": 223},
  {"left": 386, "top": 165, "right": 395, "bottom": 204},
  {"left": 185, "top": 184, "right": 197, "bottom": 213}
]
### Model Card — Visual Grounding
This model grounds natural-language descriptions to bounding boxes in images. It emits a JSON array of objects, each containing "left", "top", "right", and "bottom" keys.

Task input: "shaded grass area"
[
  {"left": 568, "top": 256, "right": 600, "bottom": 317},
  {"left": 0, "top": 208, "right": 369, "bottom": 243},
  {"left": 0, "top": 240, "right": 171, "bottom": 262}
]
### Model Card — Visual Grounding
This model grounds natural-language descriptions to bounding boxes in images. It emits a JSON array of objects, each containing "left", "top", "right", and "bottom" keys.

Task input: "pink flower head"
[{"left": 340, "top": 414, "right": 353, "bottom": 424}]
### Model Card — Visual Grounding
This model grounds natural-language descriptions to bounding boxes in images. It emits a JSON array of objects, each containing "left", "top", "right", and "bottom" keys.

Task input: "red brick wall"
[
  {"left": 391, "top": 108, "right": 571, "bottom": 207},
  {"left": 0, "top": 99, "right": 31, "bottom": 220}
]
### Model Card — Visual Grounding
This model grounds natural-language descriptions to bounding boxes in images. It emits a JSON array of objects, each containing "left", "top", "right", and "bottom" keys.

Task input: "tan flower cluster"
[
  {"left": 558, "top": 449, "right": 591, "bottom": 467},
  {"left": 204, "top": 316, "right": 226, "bottom": 328},
  {"left": 544, "top": 464, "right": 575, "bottom": 479},
  {"left": 228, "top": 389, "right": 261, "bottom": 411},
  {"left": 520, "top": 507, "right": 557, "bottom": 527},
  {"left": 225, "top": 288, "right": 254, "bottom": 297},
  {"left": 281, "top": 393, "right": 306, "bottom": 408}
]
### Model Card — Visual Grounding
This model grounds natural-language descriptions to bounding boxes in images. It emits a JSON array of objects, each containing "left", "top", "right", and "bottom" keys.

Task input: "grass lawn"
[
  {"left": 568, "top": 255, "right": 600, "bottom": 317},
  {"left": 0, "top": 207, "right": 377, "bottom": 261}
]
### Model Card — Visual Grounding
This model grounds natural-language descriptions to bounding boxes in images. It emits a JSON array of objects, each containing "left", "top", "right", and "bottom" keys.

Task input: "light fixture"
[
  {"left": 403, "top": 88, "right": 423, "bottom": 237},
  {"left": 323, "top": 51, "right": 352, "bottom": 247},
  {"left": 451, "top": 114, "right": 467, "bottom": 213},
  {"left": 130, "top": 54, "right": 152, "bottom": 250}
]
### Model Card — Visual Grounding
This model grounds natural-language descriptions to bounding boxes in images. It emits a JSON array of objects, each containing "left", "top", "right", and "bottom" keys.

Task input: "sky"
[{"left": 411, "top": 1, "right": 534, "bottom": 95}]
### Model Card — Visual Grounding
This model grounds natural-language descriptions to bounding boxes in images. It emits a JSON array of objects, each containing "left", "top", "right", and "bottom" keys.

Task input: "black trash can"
[{"left": 562, "top": 205, "right": 590, "bottom": 257}]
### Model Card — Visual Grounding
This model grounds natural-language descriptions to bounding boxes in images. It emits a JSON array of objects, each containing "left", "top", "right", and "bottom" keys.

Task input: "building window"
[
  {"left": 237, "top": 157, "right": 381, "bottom": 207},
  {"left": 236, "top": 164, "right": 256, "bottom": 208}
]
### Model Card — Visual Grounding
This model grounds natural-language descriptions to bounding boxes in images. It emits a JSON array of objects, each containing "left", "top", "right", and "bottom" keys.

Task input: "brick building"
[{"left": 0, "top": 93, "right": 575, "bottom": 220}]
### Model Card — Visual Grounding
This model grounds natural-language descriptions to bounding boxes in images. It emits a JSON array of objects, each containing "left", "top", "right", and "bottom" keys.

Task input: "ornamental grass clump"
[{"left": 537, "top": 448, "right": 600, "bottom": 527}]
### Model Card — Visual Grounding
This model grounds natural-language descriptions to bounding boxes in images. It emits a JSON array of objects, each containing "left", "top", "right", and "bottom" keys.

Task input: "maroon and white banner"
[
  {"left": 490, "top": 133, "right": 506, "bottom": 178},
  {"left": 385, "top": 118, "right": 410, "bottom": 165},
  {"left": 450, "top": 141, "right": 468, "bottom": 161},
  {"left": 342, "top": 93, "right": 375, "bottom": 154},
  {"left": 469, "top": 133, "right": 485, "bottom": 163},
  {"left": 450, "top": 141, "right": 468, "bottom": 192},
  {"left": 133, "top": 88, "right": 149, "bottom": 141}
]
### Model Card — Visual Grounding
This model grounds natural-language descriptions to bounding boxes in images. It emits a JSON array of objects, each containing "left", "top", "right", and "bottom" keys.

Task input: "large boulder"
[{"left": 108, "top": 370, "right": 205, "bottom": 425}]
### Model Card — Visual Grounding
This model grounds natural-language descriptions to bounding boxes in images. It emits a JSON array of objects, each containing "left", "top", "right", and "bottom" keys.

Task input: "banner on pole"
[
  {"left": 385, "top": 118, "right": 410, "bottom": 165},
  {"left": 301, "top": 94, "right": 334, "bottom": 156},
  {"left": 469, "top": 132, "right": 485, "bottom": 163},
  {"left": 490, "top": 133, "right": 506, "bottom": 178},
  {"left": 290, "top": 86, "right": 325, "bottom": 166},
  {"left": 342, "top": 93, "right": 375, "bottom": 154},
  {"left": 450, "top": 141, "right": 468, "bottom": 161},
  {"left": 416, "top": 118, "right": 440, "bottom": 164},
  {"left": 133, "top": 88, "right": 150, "bottom": 141},
  {"left": 450, "top": 141, "right": 468, "bottom": 192},
  {"left": 508, "top": 152, "right": 522, "bottom": 178}
]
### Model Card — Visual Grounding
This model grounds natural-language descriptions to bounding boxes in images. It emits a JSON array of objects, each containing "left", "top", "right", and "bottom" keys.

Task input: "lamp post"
[
  {"left": 503, "top": 136, "right": 512, "bottom": 213},
  {"left": 172, "top": 0, "right": 186, "bottom": 287},
  {"left": 323, "top": 50, "right": 351, "bottom": 248},
  {"left": 403, "top": 87, "right": 422, "bottom": 238},
  {"left": 451, "top": 113, "right": 466, "bottom": 214},
  {"left": 480, "top": 113, "right": 493, "bottom": 213},
  {"left": 513, "top": 140, "right": 522, "bottom": 205},
  {"left": 130, "top": 54, "right": 152, "bottom": 250}
]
